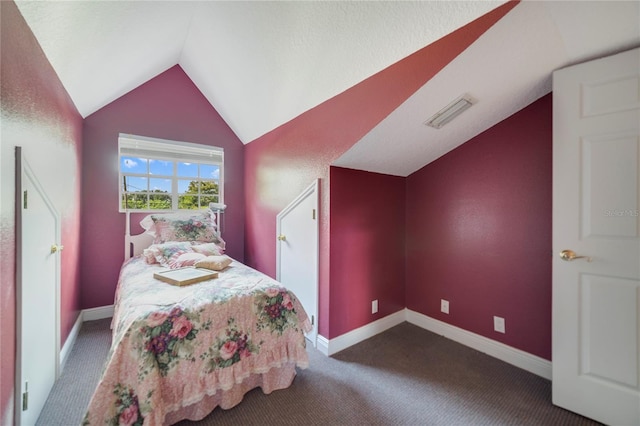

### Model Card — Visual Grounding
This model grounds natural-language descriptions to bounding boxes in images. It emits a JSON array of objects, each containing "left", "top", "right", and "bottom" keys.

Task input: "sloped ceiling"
[
  {"left": 14, "top": 1, "right": 640, "bottom": 176},
  {"left": 335, "top": 0, "right": 640, "bottom": 176}
]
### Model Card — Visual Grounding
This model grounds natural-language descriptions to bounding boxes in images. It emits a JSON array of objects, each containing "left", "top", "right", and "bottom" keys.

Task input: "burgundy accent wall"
[
  {"left": 406, "top": 94, "right": 553, "bottom": 360},
  {"left": 1, "top": 2, "right": 84, "bottom": 423},
  {"left": 244, "top": 2, "right": 519, "bottom": 338},
  {"left": 81, "top": 66, "right": 245, "bottom": 309},
  {"left": 329, "top": 167, "right": 405, "bottom": 338}
]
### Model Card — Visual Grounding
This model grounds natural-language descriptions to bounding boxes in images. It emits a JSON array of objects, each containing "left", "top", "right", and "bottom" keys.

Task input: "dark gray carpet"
[
  {"left": 37, "top": 318, "right": 113, "bottom": 426},
  {"left": 38, "top": 320, "right": 600, "bottom": 425}
]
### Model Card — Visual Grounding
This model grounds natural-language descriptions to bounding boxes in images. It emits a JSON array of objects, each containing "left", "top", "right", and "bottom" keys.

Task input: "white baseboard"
[
  {"left": 316, "top": 335, "right": 330, "bottom": 356},
  {"left": 405, "top": 309, "right": 552, "bottom": 380},
  {"left": 314, "top": 308, "right": 551, "bottom": 380},
  {"left": 59, "top": 312, "right": 83, "bottom": 373},
  {"left": 318, "top": 310, "right": 406, "bottom": 356},
  {"left": 83, "top": 305, "right": 114, "bottom": 321},
  {"left": 72, "top": 305, "right": 551, "bottom": 379},
  {"left": 59, "top": 305, "right": 114, "bottom": 372}
]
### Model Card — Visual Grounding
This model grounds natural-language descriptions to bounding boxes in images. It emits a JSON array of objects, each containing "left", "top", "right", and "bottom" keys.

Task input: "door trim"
[
  {"left": 276, "top": 179, "right": 319, "bottom": 346},
  {"left": 14, "top": 147, "right": 61, "bottom": 425}
]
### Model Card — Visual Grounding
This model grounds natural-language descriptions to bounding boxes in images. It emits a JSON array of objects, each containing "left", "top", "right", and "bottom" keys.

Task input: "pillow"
[
  {"left": 168, "top": 252, "right": 207, "bottom": 269},
  {"left": 143, "top": 241, "right": 194, "bottom": 266},
  {"left": 140, "top": 211, "right": 225, "bottom": 248},
  {"left": 139, "top": 214, "right": 158, "bottom": 239},
  {"left": 142, "top": 247, "right": 158, "bottom": 264},
  {"left": 191, "top": 242, "right": 224, "bottom": 256},
  {"left": 194, "top": 255, "right": 232, "bottom": 271}
]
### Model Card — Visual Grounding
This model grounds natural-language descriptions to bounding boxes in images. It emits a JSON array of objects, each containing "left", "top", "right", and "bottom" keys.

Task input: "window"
[{"left": 118, "top": 134, "right": 223, "bottom": 212}]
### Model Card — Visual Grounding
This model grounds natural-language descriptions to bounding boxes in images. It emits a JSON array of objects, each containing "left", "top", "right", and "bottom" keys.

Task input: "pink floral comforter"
[{"left": 83, "top": 257, "right": 311, "bottom": 426}]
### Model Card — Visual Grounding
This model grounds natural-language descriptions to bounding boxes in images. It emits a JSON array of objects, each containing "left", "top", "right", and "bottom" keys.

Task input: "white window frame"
[{"left": 118, "top": 134, "right": 224, "bottom": 212}]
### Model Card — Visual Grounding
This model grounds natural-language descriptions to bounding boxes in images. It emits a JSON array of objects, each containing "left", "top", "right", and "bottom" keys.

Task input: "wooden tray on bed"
[{"left": 153, "top": 268, "right": 218, "bottom": 286}]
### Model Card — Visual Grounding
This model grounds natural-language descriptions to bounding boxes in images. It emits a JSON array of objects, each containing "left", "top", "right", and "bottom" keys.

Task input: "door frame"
[
  {"left": 14, "top": 146, "right": 61, "bottom": 424},
  {"left": 276, "top": 179, "right": 319, "bottom": 346}
]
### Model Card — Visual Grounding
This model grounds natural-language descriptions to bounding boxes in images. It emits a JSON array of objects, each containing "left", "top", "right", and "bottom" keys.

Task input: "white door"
[
  {"left": 277, "top": 180, "right": 319, "bottom": 347},
  {"left": 15, "top": 147, "right": 61, "bottom": 425},
  {"left": 552, "top": 48, "right": 640, "bottom": 425}
]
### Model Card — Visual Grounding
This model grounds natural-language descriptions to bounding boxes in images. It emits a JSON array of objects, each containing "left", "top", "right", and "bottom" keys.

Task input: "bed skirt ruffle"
[{"left": 163, "top": 363, "right": 297, "bottom": 424}]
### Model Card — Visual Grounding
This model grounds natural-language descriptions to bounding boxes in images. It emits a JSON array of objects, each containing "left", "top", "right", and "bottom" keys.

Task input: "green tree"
[
  {"left": 179, "top": 180, "right": 219, "bottom": 209},
  {"left": 122, "top": 179, "right": 219, "bottom": 210},
  {"left": 149, "top": 189, "right": 171, "bottom": 210}
]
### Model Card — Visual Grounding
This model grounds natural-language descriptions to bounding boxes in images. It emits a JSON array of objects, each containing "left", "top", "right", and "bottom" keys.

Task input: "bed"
[{"left": 83, "top": 209, "right": 311, "bottom": 425}]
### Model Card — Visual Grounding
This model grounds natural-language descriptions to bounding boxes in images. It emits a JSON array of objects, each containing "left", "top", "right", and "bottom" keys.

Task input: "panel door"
[
  {"left": 277, "top": 180, "right": 319, "bottom": 346},
  {"left": 15, "top": 148, "right": 60, "bottom": 425},
  {"left": 552, "top": 48, "right": 640, "bottom": 425}
]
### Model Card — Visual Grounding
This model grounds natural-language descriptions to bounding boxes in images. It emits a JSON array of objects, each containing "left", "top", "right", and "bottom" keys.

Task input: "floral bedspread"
[{"left": 83, "top": 257, "right": 311, "bottom": 426}]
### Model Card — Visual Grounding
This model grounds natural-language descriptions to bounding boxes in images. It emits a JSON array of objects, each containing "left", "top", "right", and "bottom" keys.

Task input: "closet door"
[
  {"left": 15, "top": 147, "right": 61, "bottom": 425},
  {"left": 276, "top": 180, "right": 319, "bottom": 347}
]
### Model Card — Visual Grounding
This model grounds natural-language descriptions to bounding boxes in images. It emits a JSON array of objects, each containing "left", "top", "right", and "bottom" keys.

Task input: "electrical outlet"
[
  {"left": 372, "top": 299, "right": 378, "bottom": 314},
  {"left": 441, "top": 299, "right": 449, "bottom": 314},
  {"left": 494, "top": 316, "right": 506, "bottom": 333}
]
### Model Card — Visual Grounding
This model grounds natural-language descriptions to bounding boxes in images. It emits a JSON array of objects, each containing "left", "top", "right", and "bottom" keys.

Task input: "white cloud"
[{"left": 123, "top": 159, "right": 138, "bottom": 168}]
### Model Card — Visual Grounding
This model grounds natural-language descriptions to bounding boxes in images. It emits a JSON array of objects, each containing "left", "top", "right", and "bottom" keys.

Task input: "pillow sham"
[
  {"left": 168, "top": 252, "right": 207, "bottom": 269},
  {"left": 143, "top": 241, "right": 195, "bottom": 266},
  {"left": 140, "top": 211, "right": 225, "bottom": 249},
  {"left": 194, "top": 255, "right": 232, "bottom": 271},
  {"left": 139, "top": 214, "right": 158, "bottom": 239}
]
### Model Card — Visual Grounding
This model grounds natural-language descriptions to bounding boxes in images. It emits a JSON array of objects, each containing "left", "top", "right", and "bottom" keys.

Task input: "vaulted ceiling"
[{"left": 15, "top": 1, "right": 640, "bottom": 176}]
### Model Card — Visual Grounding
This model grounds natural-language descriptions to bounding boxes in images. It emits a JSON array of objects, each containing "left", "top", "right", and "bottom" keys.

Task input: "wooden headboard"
[{"left": 124, "top": 212, "right": 154, "bottom": 261}]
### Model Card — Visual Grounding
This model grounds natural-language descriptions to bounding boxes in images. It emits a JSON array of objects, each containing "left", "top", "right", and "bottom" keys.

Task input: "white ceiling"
[
  {"left": 335, "top": 0, "right": 640, "bottom": 176},
  {"left": 15, "top": 1, "right": 640, "bottom": 177}
]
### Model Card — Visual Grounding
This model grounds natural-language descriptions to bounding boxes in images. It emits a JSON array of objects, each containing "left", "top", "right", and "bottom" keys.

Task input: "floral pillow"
[
  {"left": 140, "top": 211, "right": 225, "bottom": 249},
  {"left": 143, "top": 241, "right": 195, "bottom": 266}
]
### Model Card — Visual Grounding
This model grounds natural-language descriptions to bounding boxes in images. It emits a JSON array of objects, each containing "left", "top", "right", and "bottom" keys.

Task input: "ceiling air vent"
[{"left": 424, "top": 94, "right": 475, "bottom": 129}]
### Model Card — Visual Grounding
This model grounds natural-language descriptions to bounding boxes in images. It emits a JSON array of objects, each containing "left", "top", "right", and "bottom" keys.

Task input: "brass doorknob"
[
  {"left": 559, "top": 249, "right": 591, "bottom": 262},
  {"left": 50, "top": 244, "right": 64, "bottom": 254},
  {"left": 277, "top": 234, "right": 286, "bottom": 241}
]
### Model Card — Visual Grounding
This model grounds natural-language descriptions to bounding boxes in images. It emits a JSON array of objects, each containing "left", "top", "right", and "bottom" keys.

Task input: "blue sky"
[{"left": 121, "top": 157, "right": 220, "bottom": 193}]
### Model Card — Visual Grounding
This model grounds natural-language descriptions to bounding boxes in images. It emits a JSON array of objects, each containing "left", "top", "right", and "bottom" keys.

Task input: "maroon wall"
[
  {"left": 406, "top": 94, "right": 553, "bottom": 360},
  {"left": 1, "top": 2, "right": 84, "bottom": 423},
  {"left": 329, "top": 167, "right": 406, "bottom": 338},
  {"left": 244, "top": 2, "right": 518, "bottom": 338},
  {"left": 81, "top": 65, "right": 245, "bottom": 309}
]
